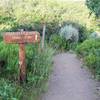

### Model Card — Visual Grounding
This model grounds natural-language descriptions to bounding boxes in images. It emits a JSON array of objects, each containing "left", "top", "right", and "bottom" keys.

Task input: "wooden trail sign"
[{"left": 4, "top": 31, "right": 40, "bottom": 83}]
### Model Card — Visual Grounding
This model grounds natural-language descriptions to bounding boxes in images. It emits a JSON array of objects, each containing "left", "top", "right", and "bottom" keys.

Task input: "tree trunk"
[{"left": 41, "top": 24, "right": 46, "bottom": 50}]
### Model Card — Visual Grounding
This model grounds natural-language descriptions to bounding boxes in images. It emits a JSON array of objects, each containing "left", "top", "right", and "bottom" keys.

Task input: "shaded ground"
[{"left": 42, "top": 53, "right": 100, "bottom": 100}]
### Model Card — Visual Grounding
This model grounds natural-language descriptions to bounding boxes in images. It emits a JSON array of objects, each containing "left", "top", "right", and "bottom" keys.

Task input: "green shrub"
[
  {"left": 92, "top": 48, "right": 100, "bottom": 80},
  {"left": 84, "top": 52, "right": 100, "bottom": 80},
  {"left": 62, "top": 21, "right": 88, "bottom": 42},
  {"left": 59, "top": 25, "right": 79, "bottom": 42},
  {"left": 26, "top": 45, "right": 54, "bottom": 86},
  {"left": 76, "top": 39, "right": 100, "bottom": 56},
  {"left": 59, "top": 25, "right": 78, "bottom": 50},
  {"left": 84, "top": 54, "right": 97, "bottom": 69},
  {"left": 89, "top": 32, "right": 100, "bottom": 39},
  {"left": 0, "top": 42, "right": 19, "bottom": 80},
  {"left": 49, "top": 34, "right": 68, "bottom": 51},
  {"left": 0, "top": 78, "right": 23, "bottom": 100},
  {"left": 76, "top": 38, "right": 100, "bottom": 80}
]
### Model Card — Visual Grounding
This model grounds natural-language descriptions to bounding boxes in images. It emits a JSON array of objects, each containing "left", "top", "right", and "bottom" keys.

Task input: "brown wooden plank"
[
  {"left": 4, "top": 31, "right": 40, "bottom": 44},
  {"left": 19, "top": 44, "right": 26, "bottom": 83}
]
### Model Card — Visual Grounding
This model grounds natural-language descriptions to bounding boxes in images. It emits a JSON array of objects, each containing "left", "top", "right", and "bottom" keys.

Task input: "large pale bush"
[
  {"left": 89, "top": 32, "right": 100, "bottom": 39},
  {"left": 59, "top": 25, "right": 79, "bottom": 42}
]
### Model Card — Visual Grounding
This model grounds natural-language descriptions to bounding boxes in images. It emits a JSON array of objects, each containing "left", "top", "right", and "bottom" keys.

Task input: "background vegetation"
[
  {"left": 0, "top": 0, "right": 100, "bottom": 99},
  {"left": 0, "top": 42, "right": 54, "bottom": 100},
  {"left": 75, "top": 0, "right": 100, "bottom": 81},
  {"left": 76, "top": 39, "right": 100, "bottom": 80},
  {"left": 86, "top": 0, "right": 100, "bottom": 17}
]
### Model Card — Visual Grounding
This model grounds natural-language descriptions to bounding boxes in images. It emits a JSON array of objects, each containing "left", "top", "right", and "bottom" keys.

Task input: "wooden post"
[
  {"left": 19, "top": 44, "right": 26, "bottom": 83},
  {"left": 42, "top": 23, "right": 46, "bottom": 49}
]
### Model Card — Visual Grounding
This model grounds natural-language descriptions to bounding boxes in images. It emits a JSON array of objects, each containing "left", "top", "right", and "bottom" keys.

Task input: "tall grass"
[{"left": 0, "top": 41, "right": 54, "bottom": 100}]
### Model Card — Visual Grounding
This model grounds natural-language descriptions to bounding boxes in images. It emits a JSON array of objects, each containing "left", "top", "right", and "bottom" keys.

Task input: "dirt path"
[{"left": 42, "top": 53, "right": 99, "bottom": 100}]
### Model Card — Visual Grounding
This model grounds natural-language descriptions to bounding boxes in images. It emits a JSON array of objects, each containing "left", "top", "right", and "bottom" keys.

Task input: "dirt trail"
[{"left": 42, "top": 53, "right": 99, "bottom": 100}]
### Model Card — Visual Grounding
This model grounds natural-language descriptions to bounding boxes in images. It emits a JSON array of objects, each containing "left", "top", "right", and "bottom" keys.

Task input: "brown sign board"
[
  {"left": 4, "top": 31, "right": 40, "bottom": 44},
  {"left": 3, "top": 31, "right": 40, "bottom": 84}
]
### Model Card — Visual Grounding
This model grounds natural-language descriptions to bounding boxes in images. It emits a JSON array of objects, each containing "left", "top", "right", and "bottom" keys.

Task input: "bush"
[
  {"left": 76, "top": 38, "right": 100, "bottom": 80},
  {"left": 0, "top": 79, "right": 23, "bottom": 100},
  {"left": 49, "top": 22, "right": 88, "bottom": 51},
  {"left": 89, "top": 32, "right": 100, "bottom": 39},
  {"left": 49, "top": 34, "right": 68, "bottom": 51},
  {"left": 61, "top": 21, "right": 88, "bottom": 42},
  {"left": 76, "top": 39, "right": 100, "bottom": 56},
  {"left": 84, "top": 54, "right": 97, "bottom": 70},
  {"left": 59, "top": 25, "right": 79, "bottom": 42}
]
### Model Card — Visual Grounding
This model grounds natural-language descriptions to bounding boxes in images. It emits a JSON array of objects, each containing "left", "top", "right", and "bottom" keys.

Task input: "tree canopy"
[{"left": 86, "top": 0, "right": 100, "bottom": 17}]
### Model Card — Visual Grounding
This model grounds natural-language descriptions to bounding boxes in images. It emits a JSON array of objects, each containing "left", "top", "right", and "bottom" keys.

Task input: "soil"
[{"left": 42, "top": 53, "right": 100, "bottom": 100}]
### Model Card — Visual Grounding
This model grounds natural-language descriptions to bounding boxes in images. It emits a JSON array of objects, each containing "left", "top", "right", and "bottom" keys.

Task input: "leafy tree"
[{"left": 86, "top": 0, "right": 100, "bottom": 17}]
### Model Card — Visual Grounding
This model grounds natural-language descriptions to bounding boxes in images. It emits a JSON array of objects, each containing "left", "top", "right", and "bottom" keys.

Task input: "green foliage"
[
  {"left": 49, "top": 22, "right": 87, "bottom": 51},
  {"left": 54, "top": 22, "right": 88, "bottom": 51},
  {"left": 86, "top": 0, "right": 100, "bottom": 17},
  {"left": 62, "top": 21, "right": 88, "bottom": 42},
  {"left": 26, "top": 46, "right": 54, "bottom": 86},
  {"left": 0, "top": 42, "right": 19, "bottom": 80},
  {"left": 84, "top": 54, "right": 97, "bottom": 69},
  {"left": 0, "top": 79, "right": 23, "bottom": 100},
  {"left": 0, "top": 0, "right": 98, "bottom": 35},
  {"left": 59, "top": 25, "right": 79, "bottom": 42},
  {"left": 76, "top": 39, "right": 100, "bottom": 56},
  {"left": 49, "top": 34, "right": 68, "bottom": 51},
  {"left": 76, "top": 38, "right": 100, "bottom": 80},
  {"left": 0, "top": 0, "right": 99, "bottom": 99},
  {"left": 89, "top": 32, "right": 100, "bottom": 39},
  {"left": 0, "top": 41, "right": 54, "bottom": 99}
]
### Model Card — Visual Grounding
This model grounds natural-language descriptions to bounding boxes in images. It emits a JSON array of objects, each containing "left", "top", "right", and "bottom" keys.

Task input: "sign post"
[
  {"left": 19, "top": 43, "right": 26, "bottom": 83},
  {"left": 4, "top": 31, "right": 40, "bottom": 83}
]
